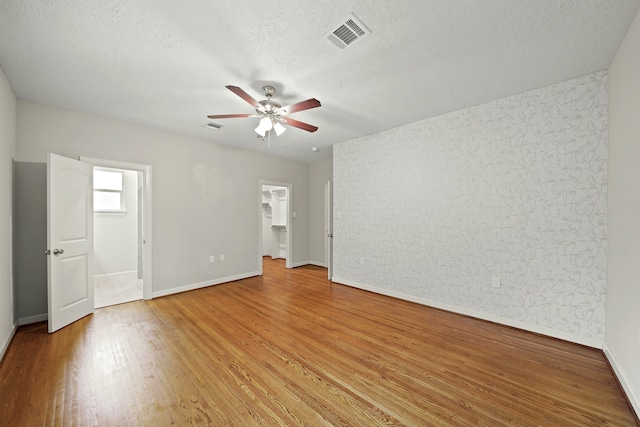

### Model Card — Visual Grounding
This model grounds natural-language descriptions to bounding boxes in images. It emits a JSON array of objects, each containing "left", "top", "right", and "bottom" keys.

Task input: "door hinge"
[{"left": 45, "top": 249, "right": 51, "bottom": 255}]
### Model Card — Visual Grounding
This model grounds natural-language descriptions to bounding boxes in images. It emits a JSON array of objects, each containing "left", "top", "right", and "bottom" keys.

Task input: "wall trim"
[
  {"left": 289, "top": 260, "right": 328, "bottom": 268},
  {"left": 18, "top": 313, "right": 48, "bottom": 325},
  {"left": 331, "top": 276, "right": 603, "bottom": 349},
  {"left": 603, "top": 344, "right": 640, "bottom": 419},
  {"left": 94, "top": 270, "right": 137, "bottom": 279},
  {"left": 0, "top": 323, "right": 17, "bottom": 362},
  {"left": 151, "top": 271, "right": 260, "bottom": 298},
  {"left": 309, "top": 261, "right": 327, "bottom": 268},
  {"left": 291, "top": 260, "right": 310, "bottom": 268}
]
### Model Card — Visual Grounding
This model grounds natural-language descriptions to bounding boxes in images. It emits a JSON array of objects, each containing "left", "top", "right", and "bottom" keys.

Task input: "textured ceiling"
[{"left": 1, "top": 0, "right": 639, "bottom": 162}]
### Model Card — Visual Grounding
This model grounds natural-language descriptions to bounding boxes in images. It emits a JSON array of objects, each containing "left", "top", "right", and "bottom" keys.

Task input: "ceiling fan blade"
[
  {"left": 226, "top": 85, "right": 262, "bottom": 109},
  {"left": 281, "top": 117, "right": 319, "bottom": 133},
  {"left": 278, "top": 98, "right": 321, "bottom": 115},
  {"left": 207, "top": 114, "right": 258, "bottom": 119}
]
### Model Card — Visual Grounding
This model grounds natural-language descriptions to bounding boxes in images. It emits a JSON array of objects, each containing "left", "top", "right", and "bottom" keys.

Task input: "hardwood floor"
[{"left": 1, "top": 258, "right": 637, "bottom": 426}]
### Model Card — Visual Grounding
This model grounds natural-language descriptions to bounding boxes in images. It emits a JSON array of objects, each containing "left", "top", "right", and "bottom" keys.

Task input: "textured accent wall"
[{"left": 334, "top": 71, "right": 608, "bottom": 342}]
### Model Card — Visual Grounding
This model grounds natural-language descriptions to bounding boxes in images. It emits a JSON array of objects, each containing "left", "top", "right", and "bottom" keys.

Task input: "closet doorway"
[{"left": 258, "top": 180, "right": 292, "bottom": 274}]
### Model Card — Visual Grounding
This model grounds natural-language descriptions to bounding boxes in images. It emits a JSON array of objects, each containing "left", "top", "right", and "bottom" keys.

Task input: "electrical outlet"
[
  {"left": 209, "top": 255, "right": 215, "bottom": 263},
  {"left": 220, "top": 254, "right": 225, "bottom": 261},
  {"left": 491, "top": 276, "right": 501, "bottom": 288}
]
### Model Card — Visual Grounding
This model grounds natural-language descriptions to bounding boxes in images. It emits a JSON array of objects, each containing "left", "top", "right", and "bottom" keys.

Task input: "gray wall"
[
  {"left": 333, "top": 71, "right": 608, "bottom": 346},
  {"left": 15, "top": 100, "right": 312, "bottom": 319},
  {"left": 606, "top": 8, "right": 640, "bottom": 415},
  {"left": 0, "top": 66, "right": 16, "bottom": 358},
  {"left": 309, "top": 159, "right": 332, "bottom": 266},
  {"left": 13, "top": 162, "right": 46, "bottom": 322}
]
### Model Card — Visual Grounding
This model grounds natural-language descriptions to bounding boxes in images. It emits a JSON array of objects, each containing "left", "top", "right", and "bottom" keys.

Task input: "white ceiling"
[{"left": 1, "top": 1, "right": 639, "bottom": 163}]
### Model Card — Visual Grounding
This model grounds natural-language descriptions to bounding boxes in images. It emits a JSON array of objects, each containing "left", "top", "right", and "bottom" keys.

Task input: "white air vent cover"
[
  {"left": 325, "top": 14, "right": 370, "bottom": 49},
  {"left": 202, "top": 122, "right": 223, "bottom": 130}
]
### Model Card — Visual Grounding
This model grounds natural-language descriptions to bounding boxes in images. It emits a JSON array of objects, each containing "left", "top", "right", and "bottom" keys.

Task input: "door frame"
[
  {"left": 80, "top": 156, "right": 153, "bottom": 300},
  {"left": 258, "top": 180, "right": 293, "bottom": 275},
  {"left": 325, "top": 180, "right": 333, "bottom": 280}
]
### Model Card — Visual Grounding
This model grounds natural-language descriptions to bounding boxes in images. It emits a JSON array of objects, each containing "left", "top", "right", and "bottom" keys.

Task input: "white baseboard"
[
  {"left": 18, "top": 313, "right": 48, "bottom": 325},
  {"left": 331, "top": 276, "right": 603, "bottom": 349},
  {"left": 291, "top": 260, "right": 310, "bottom": 268},
  {"left": 309, "top": 261, "right": 327, "bottom": 268},
  {"left": 151, "top": 271, "right": 260, "bottom": 298},
  {"left": 603, "top": 344, "right": 640, "bottom": 419},
  {"left": 0, "top": 323, "right": 17, "bottom": 362},
  {"left": 292, "top": 260, "right": 329, "bottom": 268},
  {"left": 94, "top": 270, "right": 137, "bottom": 278}
]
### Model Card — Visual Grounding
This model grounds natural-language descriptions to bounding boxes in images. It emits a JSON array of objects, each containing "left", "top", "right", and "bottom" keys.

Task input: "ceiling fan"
[{"left": 208, "top": 85, "right": 321, "bottom": 137}]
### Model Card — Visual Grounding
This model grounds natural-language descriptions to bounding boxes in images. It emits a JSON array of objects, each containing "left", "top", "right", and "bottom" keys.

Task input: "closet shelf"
[
  {"left": 261, "top": 202, "right": 272, "bottom": 218},
  {"left": 270, "top": 188, "right": 287, "bottom": 200}
]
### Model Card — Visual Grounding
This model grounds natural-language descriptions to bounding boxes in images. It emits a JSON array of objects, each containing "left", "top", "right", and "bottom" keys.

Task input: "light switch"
[{"left": 491, "top": 276, "right": 501, "bottom": 288}]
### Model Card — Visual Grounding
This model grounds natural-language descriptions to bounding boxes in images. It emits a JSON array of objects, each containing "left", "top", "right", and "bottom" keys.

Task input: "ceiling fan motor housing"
[
  {"left": 257, "top": 99, "right": 282, "bottom": 115},
  {"left": 258, "top": 86, "right": 281, "bottom": 116}
]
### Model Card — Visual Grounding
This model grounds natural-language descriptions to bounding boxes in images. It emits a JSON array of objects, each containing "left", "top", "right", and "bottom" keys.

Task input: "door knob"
[{"left": 53, "top": 249, "right": 64, "bottom": 255}]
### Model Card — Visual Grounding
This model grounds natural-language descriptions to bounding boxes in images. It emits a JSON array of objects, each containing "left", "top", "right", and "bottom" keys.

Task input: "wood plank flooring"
[{"left": 0, "top": 258, "right": 637, "bottom": 426}]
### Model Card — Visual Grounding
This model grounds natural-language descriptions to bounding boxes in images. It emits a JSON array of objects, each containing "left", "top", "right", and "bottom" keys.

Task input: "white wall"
[
  {"left": 606, "top": 9, "right": 640, "bottom": 416},
  {"left": 333, "top": 72, "right": 608, "bottom": 346},
  {"left": 16, "top": 100, "right": 310, "bottom": 299},
  {"left": 94, "top": 169, "right": 138, "bottom": 276},
  {"left": 309, "top": 159, "right": 332, "bottom": 266},
  {"left": 0, "top": 66, "right": 17, "bottom": 359}
]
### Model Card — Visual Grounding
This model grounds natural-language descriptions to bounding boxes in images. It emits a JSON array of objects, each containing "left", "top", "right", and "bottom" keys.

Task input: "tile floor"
[{"left": 94, "top": 271, "right": 143, "bottom": 308}]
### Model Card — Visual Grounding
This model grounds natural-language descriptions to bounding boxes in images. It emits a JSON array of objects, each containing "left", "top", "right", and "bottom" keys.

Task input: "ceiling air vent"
[
  {"left": 202, "top": 122, "right": 223, "bottom": 130},
  {"left": 325, "top": 14, "right": 370, "bottom": 49}
]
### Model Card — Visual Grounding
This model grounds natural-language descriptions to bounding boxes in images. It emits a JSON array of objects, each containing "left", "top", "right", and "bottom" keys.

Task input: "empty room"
[{"left": 1, "top": 1, "right": 639, "bottom": 425}]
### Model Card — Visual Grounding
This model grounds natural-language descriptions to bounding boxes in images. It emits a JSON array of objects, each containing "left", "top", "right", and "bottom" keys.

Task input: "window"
[{"left": 94, "top": 169, "right": 125, "bottom": 212}]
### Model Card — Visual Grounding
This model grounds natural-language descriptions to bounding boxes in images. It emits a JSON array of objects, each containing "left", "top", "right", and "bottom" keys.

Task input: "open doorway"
[
  {"left": 92, "top": 167, "right": 141, "bottom": 307},
  {"left": 80, "top": 156, "right": 153, "bottom": 307},
  {"left": 258, "top": 180, "right": 292, "bottom": 275}
]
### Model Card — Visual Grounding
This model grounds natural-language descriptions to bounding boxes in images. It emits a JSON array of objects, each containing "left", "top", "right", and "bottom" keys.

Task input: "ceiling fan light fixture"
[
  {"left": 273, "top": 121, "right": 286, "bottom": 136},
  {"left": 255, "top": 123, "right": 267, "bottom": 136},
  {"left": 260, "top": 116, "right": 273, "bottom": 130},
  {"left": 255, "top": 116, "right": 273, "bottom": 136},
  {"left": 254, "top": 125, "right": 266, "bottom": 137}
]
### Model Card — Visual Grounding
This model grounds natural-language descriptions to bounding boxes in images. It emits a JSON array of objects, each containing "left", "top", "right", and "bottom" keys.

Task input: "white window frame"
[{"left": 93, "top": 168, "right": 126, "bottom": 213}]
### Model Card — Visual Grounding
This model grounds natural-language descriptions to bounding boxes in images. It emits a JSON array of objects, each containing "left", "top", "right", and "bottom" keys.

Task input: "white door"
[
  {"left": 325, "top": 181, "right": 333, "bottom": 280},
  {"left": 47, "top": 153, "right": 94, "bottom": 333}
]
